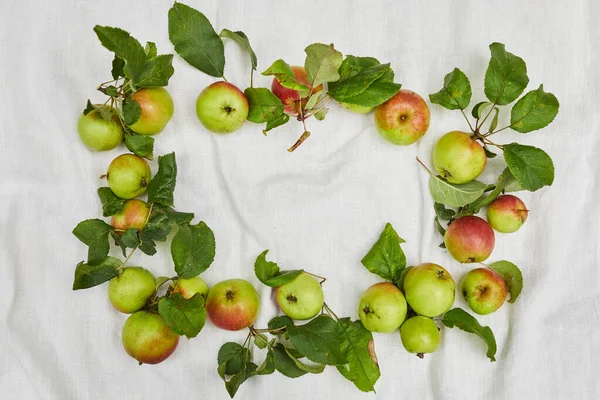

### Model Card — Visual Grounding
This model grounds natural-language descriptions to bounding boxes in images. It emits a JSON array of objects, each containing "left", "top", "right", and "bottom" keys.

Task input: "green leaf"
[
  {"left": 83, "top": 100, "right": 95, "bottom": 116},
  {"left": 218, "top": 342, "right": 250, "bottom": 375},
  {"left": 488, "top": 107, "right": 500, "bottom": 133},
  {"left": 262, "top": 60, "right": 309, "bottom": 97},
  {"left": 503, "top": 143, "right": 554, "bottom": 191},
  {"left": 105, "top": 86, "right": 119, "bottom": 97},
  {"left": 304, "top": 92, "right": 326, "bottom": 111},
  {"left": 501, "top": 167, "right": 524, "bottom": 193},
  {"left": 121, "top": 228, "right": 139, "bottom": 248},
  {"left": 272, "top": 344, "right": 308, "bottom": 378},
  {"left": 97, "top": 187, "right": 125, "bottom": 217},
  {"left": 147, "top": 152, "right": 177, "bottom": 206},
  {"left": 434, "top": 217, "right": 446, "bottom": 236},
  {"left": 220, "top": 361, "right": 257, "bottom": 398},
  {"left": 284, "top": 347, "right": 326, "bottom": 374},
  {"left": 304, "top": 43, "right": 343, "bottom": 88},
  {"left": 156, "top": 204, "right": 194, "bottom": 226},
  {"left": 94, "top": 26, "right": 146, "bottom": 82},
  {"left": 483, "top": 145, "right": 497, "bottom": 158},
  {"left": 484, "top": 42, "right": 529, "bottom": 105},
  {"left": 111, "top": 56, "right": 125, "bottom": 80},
  {"left": 434, "top": 202, "right": 455, "bottom": 221},
  {"left": 429, "top": 176, "right": 487, "bottom": 207},
  {"left": 140, "top": 211, "right": 172, "bottom": 242},
  {"left": 111, "top": 232, "right": 127, "bottom": 257},
  {"left": 442, "top": 308, "right": 497, "bottom": 361},
  {"left": 397, "top": 266, "right": 413, "bottom": 289},
  {"left": 429, "top": 68, "right": 472, "bottom": 110},
  {"left": 72, "top": 219, "right": 112, "bottom": 265},
  {"left": 168, "top": 2, "right": 225, "bottom": 77},
  {"left": 136, "top": 54, "right": 175, "bottom": 88},
  {"left": 244, "top": 87, "right": 284, "bottom": 123},
  {"left": 360, "top": 222, "right": 406, "bottom": 283},
  {"left": 92, "top": 103, "right": 114, "bottom": 122},
  {"left": 460, "top": 174, "right": 507, "bottom": 216},
  {"left": 510, "top": 85, "right": 559, "bottom": 133},
  {"left": 154, "top": 276, "right": 171, "bottom": 290},
  {"left": 144, "top": 42, "right": 157, "bottom": 58},
  {"left": 489, "top": 261, "right": 523, "bottom": 304},
  {"left": 256, "top": 348, "right": 276, "bottom": 375},
  {"left": 254, "top": 333, "right": 268, "bottom": 349},
  {"left": 124, "top": 133, "right": 154, "bottom": 160},
  {"left": 314, "top": 108, "right": 328, "bottom": 120},
  {"left": 72, "top": 257, "right": 121, "bottom": 290},
  {"left": 471, "top": 101, "right": 492, "bottom": 119},
  {"left": 171, "top": 222, "right": 216, "bottom": 278},
  {"left": 158, "top": 293, "right": 206, "bottom": 338},
  {"left": 336, "top": 318, "right": 380, "bottom": 393},
  {"left": 263, "top": 113, "right": 289, "bottom": 134},
  {"left": 253, "top": 250, "right": 303, "bottom": 287},
  {"left": 122, "top": 98, "right": 141, "bottom": 126},
  {"left": 268, "top": 315, "right": 294, "bottom": 334},
  {"left": 287, "top": 315, "right": 346, "bottom": 365},
  {"left": 220, "top": 29, "right": 257, "bottom": 70}
]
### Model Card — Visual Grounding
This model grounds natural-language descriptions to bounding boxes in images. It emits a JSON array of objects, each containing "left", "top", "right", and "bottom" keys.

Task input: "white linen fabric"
[{"left": 1, "top": 0, "right": 599, "bottom": 399}]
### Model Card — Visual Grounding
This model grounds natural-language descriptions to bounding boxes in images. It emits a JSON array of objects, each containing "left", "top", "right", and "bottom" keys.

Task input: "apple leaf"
[
  {"left": 487, "top": 107, "right": 500, "bottom": 133},
  {"left": 314, "top": 108, "right": 328, "bottom": 120},
  {"left": 111, "top": 56, "right": 125, "bottom": 80},
  {"left": 139, "top": 209, "right": 173, "bottom": 242},
  {"left": 253, "top": 250, "right": 303, "bottom": 287},
  {"left": 168, "top": 2, "right": 225, "bottom": 78},
  {"left": 155, "top": 204, "right": 194, "bottom": 226},
  {"left": 121, "top": 228, "right": 140, "bottom": 248},
  {"left": 484, "top": 42, "right": 529, "bottom": 105},
  {"left": 254, "top": 334, "right": 269, "bottom": 349},
  {"left": 283, "top": 347, "right": 326, "bottom": 374},
  {"left": 434, "top": 202, "right": 455, "bottom": 221},
  {"left": 304, "top": 43, "right": 343, "bottom": 88},
  {"left": 218, "top": 342, "right": 251, "bottom": 375},
  {"left": 263, "top": 113, "right": 289, "bottom": 134},
  {"left": 171, "top": 222, "right": 216, "bottom": 278},
  {"left": 336, "top": 318, "right": 380, "bottom": 393},
  {"left": 244, "top": 87, "right": 284, "bottom": 123},
  {"left": 287, "top": 315, "right": 346, "bottom": 365},
  {"left": 154, "top": 276, "right": 171, "bottom": 290},
  {"left": 158, "top": 293, "right": 206, "bottom": 338},
  {"left": 501, "top": 167, "right": 524, "bottom": 193},
  {"left": 261, "top": 59, "right": 310, "bottom": 97},
  {"left": 429, "top": 176, "right": 487, "bottom": 207},
  {"left": 122, "top": 98, "right": 141, "bottom": 126},
  {"left": 442, "top": 308, "right": 497, "bottom": 362},
  {"left": 124, "top": 133, "right": 154, "bottom": 160},
  {"left": 471, "top": 101, "right": 492, "bottom": 119},
  {"left": 256, "top": 347, "right": 276, "bottom": 375},
  {"left": 429, "top": 68, "right": 472, "bottom": 110},
  {"left": 459, "top": 173, "right": 507, "bottom": 216},
  {"left": 97, "top": 187, "right": 125, "bottom": 217},
  {"left": 510, "top": 85, "right": 559, "bottom": 133},
  {"left": 489, "top": 261, "right": 523, "bottom": 304},
  {"left": 434, "top": 217, "right": 446, "bottom": 236},
  {"left": 220, "top": 29, "right": 257, "bottom": 71},
  {"left": 72, "top": 219, "right": 113, "bottom": 265},
  {"left": 135, "top": 54, "right": 175, "bottom": 88},
  {"left": 111, "top": 232, "right": 127, "bottom": 257},
  {"left": 147, "top": 152, "right": 177, "bottom": 206},
  {"left": 94, "top": 26, "right": 147, "bottom": 82},
  {"left": 144, "top": 41, "right": 157, "bottom": 58},
  {"left": 272, "top": 344, "right": 308, "bottom": 378},
  {"left": 72, "top": 257, "right": 121, "bottom": 290},
  {"left": 361, "top": 222, "right": 406, "bottom": 283},
  {"left": 503, "top": 143, "right": 554, "bottom": 191},
  {"left": 268, "top": 315, "right": 294, "bottom": 334}
]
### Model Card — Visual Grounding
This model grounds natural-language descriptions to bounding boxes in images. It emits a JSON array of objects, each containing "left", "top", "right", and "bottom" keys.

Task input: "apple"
[
  {"left": 128, "top": 87, "right": 174, "bottom": 135},
  {"left": 460, "top": 268, "right": 507, "bottom": 315},
  {"left": 399, "top": 316, "right": 440, "bottom": 357},
  {"left": 358, "top": 282, "right": 407, "bottom": 333},
  {"left": 276, "top": 273, "right": 324, "bottom": 320},
  {"left": 444, "top": 216, "right": 495, "bottom": 263},
  {"left": 487, "top": 195, "right": 528, "bottom": 233},
  {"left": 205, "top": 279, "right": 259, "bottom": 331},
  {"left": 403, "top": 263, "right": 455, "bottom": 317},
  {"left": 108, "top": 267, "right": 156, "bottom": 313},
  {"left": 271, "top": 66, "right": 323, "bottom": 115},
  {"left": 77, "top": 106, "right": 123, "bottom": 151},
  {"left": 106, "top": 153, "right": 152, "bottom": 199},
  {"left": 111, "top": 199, "right": 150, "bottom": 233},
  {"left": 432, "top": 131, "right": 487, "bottom": 184},
  {"left": 173, "top": 277, "right": 209, "bottom": 300},
  {"left": 196, "top": 81, "right": 249, "bottom": 134},
  {"left": 339, "top": 102, "right": 374, "bottom": 114},
  {"left": 122, "top": 311, "right": 179, "bottom": 364},
  {"left": 373, "top": 89, "right": 430, "bottom": 145}
]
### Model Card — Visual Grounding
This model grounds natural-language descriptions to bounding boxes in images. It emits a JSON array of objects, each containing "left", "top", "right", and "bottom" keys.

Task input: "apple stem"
[
  {"left": 322, "top": 303, "right": 339, "bottom": 321},
  {"left": 287, "top": 131, "right": 311, "bottom": 152},
  {"left": 459, "top": 108, "right": 475, "bottom": 133},
  {"left": 476, "top": 102, "right": 497, "bottom": 132},
  {"left": 415, "top": 157, "right": 435, "bottom": 176},
  {"left": 304, "top": 270, "right": 327, "bottom": 285}
]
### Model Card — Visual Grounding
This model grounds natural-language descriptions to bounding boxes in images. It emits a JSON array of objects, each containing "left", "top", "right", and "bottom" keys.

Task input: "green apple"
[
  {"left": 173, "top": 277, "right": 209, "bottom": 300},
  {"left": 373, "top": 89, "right": 430, "bottom": 145},
  {"left": 399, "top": 316, "right": 440, "bottom": 357},
  {"left": 358, "top": 282, "right": 407, "bottom": 333},
  {"left": 111, "top": 199, "right": 150, "bottom": 233},
  {"left": 444, "top": 216, "right": 495, "bottom": 263},
  {"left": 487, "top": 194, "right": 529, "bottom": 233},
  {"left": 122, "top": 311, "right": 179, "bottom": 364},
  {"left": 432, "top": 131, "right": 487, "bottom": 184},
  {"left": 403, "top": 263, "right": 455, "bottom": 317},
  {"left": 77, "top": 106, "right": 123, "bottom": 151},
  {"left": 108, "top": 267, "right": 156, "bottom": 313},
  {"left": 196, "top": 81, "right": 249, "bottom": 134},
  {"left": 276, "top": 273, "right": 324, "bottom": 320},
  {"left": 205, "top": 279, "right": 259, "bottom": 331},
  {"left": 128, "top": 87, "right": 174, "bottom": 135},
  {"left": 339, "top": 102, "right": 374, "bottom": 114},
  {"left": 460, "top": 268, "right": 507, "bottom": 315},
  {"left": 106, "top": 153, "right": 152, "bottom": 199}
]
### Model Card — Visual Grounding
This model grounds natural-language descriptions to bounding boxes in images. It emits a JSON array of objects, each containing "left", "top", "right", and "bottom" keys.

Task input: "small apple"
[
  {"left": 173, "top": 277, "right": 209, "bottom": 300},
  {"left": 271, "top": 66, "right": 323, "bottom": 115},
  {"left": 111, "top": 199, "right": 150, "bottom": 233},
  {"left": 487, "top": 195, "right": 528, "bottom": 233},
  {"left": 460, "top": 268, "right": 507, "bottom": 315},
  {"left": 196, "top": 81, "right": 249, "bottom": 134},
  {"left": 339, "top": 102, "right": 374, "bottom": 114},
  {"left": 205, "top": 279, "right": 259, "bottom": 331},
  {"left": 444, "top": 216, "right": 495, "bottom": 263},
  {"left": 432, "top": 131, "right": 487, "bottom": 184},
  {"left": 108, "top": 267, "right": 156, "bottom": 313},
  {"left": 399, "top": 316, "right": 440, "bottom": 358},
  {"left": 373, "top": 89, "right": 430, "bottom": 145},
  {"left": 128, "top": 87, "right": 174, "bottom": 135},
  {"left": 106, "top": 153, "right": 152, "bottom": 199},
  {"left": 403, "top": 263, "right": 455, "bottom": 317},
  {"left": 122, "top": 311, "right": 179, "bottom": 364},
  {"left": 358, "top": 282, "right": 407, "bottom": 333},
  {"left": 276, "top": 273, "right": 324, "bottom": 320},
  {"left": 77, "top": 106, "right": 123, "bottom": 151}
]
